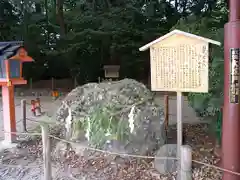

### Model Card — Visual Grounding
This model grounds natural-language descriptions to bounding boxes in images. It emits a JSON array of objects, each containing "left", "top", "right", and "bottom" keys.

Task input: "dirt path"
[{"left": 0, "top": 96, "right": 63, "bottom": 141}]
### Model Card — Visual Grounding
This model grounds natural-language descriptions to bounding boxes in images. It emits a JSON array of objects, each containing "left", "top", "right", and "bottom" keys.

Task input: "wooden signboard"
[
  {"left": 140, "top": 30, "right": 221, "bottom": 93},
  {"left": 103, "top": 65, "right": 120, "bottom": 78},
  {"left": 139, "top": 29, "right": 221, "bottom": 179},
  {"left": 150, "top": 43, "right": 208, "bottom": 92}
]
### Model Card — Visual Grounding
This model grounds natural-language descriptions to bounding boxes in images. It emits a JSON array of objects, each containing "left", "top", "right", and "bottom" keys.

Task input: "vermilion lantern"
[
  {"left": 0, "top": 43, "right": 33, "bottom": 86},
  {"left": 0, "top": 41, "right": 33, "bottom": 143}
]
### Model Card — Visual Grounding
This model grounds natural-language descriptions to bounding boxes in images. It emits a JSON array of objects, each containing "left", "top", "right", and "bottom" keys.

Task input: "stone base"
[{"left": 154, "top": 144, "right": 178, "bottom": 174}]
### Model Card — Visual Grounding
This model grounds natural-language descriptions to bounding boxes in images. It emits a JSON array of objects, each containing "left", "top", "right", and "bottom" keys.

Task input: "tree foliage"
[
  {"left": 0, "top": 0, "right": 228, "bottom": 119},
  {"left": 172, "top": 0, "right": 227, "bottom": 118}
]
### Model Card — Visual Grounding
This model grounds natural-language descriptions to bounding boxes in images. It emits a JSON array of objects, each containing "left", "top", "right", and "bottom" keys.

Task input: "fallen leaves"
[
  {"left": 49, "top": 123, "right": 223, "bottom": 180},
  {"left": 0, "top": 123, "right": 224, "bottom": 180}
]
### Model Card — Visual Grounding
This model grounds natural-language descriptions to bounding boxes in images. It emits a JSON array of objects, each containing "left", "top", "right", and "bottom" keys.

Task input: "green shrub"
[{"left": 187, "top": 57, "right": 224, "bottom": 118}]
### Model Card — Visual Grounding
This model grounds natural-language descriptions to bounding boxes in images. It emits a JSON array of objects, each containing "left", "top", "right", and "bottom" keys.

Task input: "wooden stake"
[
  {"left": 51, "top": 77, "right": 54, "bottom": 91},
  {"left": 179, "top": 145, "right": 192, "bottom": 180},
  {"left": 164, "top": 95, "right": 169, "bottom": 142},
  {"left": 29, "top": 78, "right": 32, "bottom": 91},
  {"left": 21, "top": 99, "right": 27, "bottom": 132},
  {"left": 177, "top": 91, "right": 183, "bottom": 176},
  {"left": 74, "top": 77, "right": 78, "bottom": 88},
  {"left": 2, "top": 85, "right": 16, "bottom": 143},
  {"left": 41, "top": 125, "right": 52, "bottom": 180}
]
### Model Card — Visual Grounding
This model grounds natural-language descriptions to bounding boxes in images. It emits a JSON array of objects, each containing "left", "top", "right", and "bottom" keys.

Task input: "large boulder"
[{"left": 55, "top": 79, "right": 166, "bottom": 156}]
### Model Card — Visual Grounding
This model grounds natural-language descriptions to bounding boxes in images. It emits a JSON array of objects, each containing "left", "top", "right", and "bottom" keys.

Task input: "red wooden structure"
[
  {"left": 222, "top": 0, "right": 240, "bottom": 179},
  {"left": 0, "top": 41, "right": 33, "bottom": 143}
]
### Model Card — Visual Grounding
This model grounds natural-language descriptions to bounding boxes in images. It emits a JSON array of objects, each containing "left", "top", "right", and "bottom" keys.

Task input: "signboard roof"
[{"left": 139, "top": 29, "right": 221, "bottom": 51}]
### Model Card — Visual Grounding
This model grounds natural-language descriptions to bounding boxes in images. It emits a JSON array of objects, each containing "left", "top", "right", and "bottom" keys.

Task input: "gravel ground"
[{"left": 0, "top": 123, "right": 222, "bottom": 180}]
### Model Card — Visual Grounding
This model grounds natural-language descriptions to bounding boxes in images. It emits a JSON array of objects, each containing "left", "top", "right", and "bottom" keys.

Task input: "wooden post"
[
  {"left": 51, "top": 77, "right": 54, "bottom": 91},
  {"left": 21, "top": 99, "right": 27, "bottom": 132},
  {"left": 177, "top": 91, "right": 183, "bottom": 175},
  {"left": 222, "top": 1, "right": 240, "bottom": 179},
  {"left": 2, "top": 85, "right": 17, "bottom": 143},
  {"left": 29, "top": 78, "right": 32, "bottom": 91},
  {"left": 35, "top": 98, "right": 42, "bottom": 116},
  {"left": 41, "top": 125, "right": 52, "bottom": 180},
  {"left": 164, "top": 95, "right": 169, "bottom": 142},
  {"left": 74, "top": 77, "right": 78, "bottom": 88},
  {"left": 179, "top": 145, "right": 192, "bottom": 180}
]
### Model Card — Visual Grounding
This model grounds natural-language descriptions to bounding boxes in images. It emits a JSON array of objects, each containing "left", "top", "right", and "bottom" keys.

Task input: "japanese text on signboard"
[
  {"left": 230, "top": 48, "right": 240, "bottom": 104},
  {"left": 150, "top": 44, "right": 208, "bottom": 92}
]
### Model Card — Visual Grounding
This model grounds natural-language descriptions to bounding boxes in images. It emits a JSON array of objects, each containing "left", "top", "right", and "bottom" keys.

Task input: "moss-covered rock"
[{"left": 56, "top": 79, "right": 166, "bottom": 156}]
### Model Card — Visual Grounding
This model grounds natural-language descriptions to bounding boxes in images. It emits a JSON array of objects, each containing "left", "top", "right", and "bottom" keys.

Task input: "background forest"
[{"left": 0, "top": 0, "right": 228, "bottom": 118}]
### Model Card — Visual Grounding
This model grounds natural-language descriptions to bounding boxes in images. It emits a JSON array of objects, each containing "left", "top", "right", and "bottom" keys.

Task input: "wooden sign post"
[{"left": 139, "top": 29, "right": 220, "bottom": 178}]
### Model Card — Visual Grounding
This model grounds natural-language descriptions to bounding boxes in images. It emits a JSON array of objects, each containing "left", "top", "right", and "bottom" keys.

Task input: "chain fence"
[
  {"left": 0, "top": 128, "right": 240, "bottom": 179},
  {"left": 0, "top": 98, "right": 238, "bottom": 179}
]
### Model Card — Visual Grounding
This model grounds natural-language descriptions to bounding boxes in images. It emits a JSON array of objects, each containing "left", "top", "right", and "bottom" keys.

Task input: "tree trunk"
[
  {"left": 45, "top": 0, "right": 49, "bottom": 46},
  {"left": 56, "top": 0, "right": 66, "bottom": 36}
]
